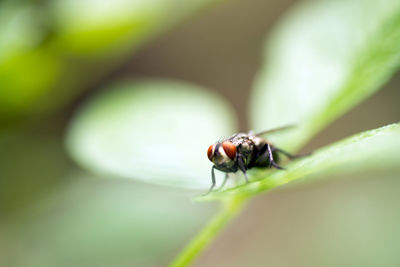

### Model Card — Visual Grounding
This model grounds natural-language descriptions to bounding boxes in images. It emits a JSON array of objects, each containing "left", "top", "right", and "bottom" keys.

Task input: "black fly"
[{"left": 206, "top": 126, "right": 300, "bottom": 194}]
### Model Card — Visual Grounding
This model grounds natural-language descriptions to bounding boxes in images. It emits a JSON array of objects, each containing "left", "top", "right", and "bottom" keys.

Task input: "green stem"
[{"left": 169, "top": 196, "right": 248, "bottom": 267}]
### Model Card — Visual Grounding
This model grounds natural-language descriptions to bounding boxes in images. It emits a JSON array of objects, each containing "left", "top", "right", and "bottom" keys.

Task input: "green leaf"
[
  {"left": 250, "top": 0, "right": 400, "bottom": 149},
  {"left": 201, "top": 123, "right": 400, "bottom": 200},
  {"left": 66, "top": 79, "right": 237, "bottom": 189}
]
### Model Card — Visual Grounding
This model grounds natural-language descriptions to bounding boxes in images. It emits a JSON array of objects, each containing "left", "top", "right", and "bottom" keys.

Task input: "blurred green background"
[{"left": 1, "top": 0, "right": 399, "bottom": 266}]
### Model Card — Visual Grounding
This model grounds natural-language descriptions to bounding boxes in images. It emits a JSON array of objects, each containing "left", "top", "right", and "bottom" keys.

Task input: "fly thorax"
[
  {"left": 237, "top": 140, "right": 255, "bottom": 166},
  {"left": 250, "top": 136, "right": 264, "bottom": 147}
]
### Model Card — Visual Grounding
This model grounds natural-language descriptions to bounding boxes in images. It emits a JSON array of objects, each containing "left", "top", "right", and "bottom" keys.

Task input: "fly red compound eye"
[
  {"left": 207, "top": 145, "right": 214, "bottom": 161},
  {"left": 222, "top": 141, "right": 236, "bottom": 160}
]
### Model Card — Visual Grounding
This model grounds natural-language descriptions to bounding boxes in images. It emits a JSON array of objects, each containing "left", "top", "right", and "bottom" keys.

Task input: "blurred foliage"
[
  {"left": 0, "top": 0, "right": 399, "bottom": 266},
  {"left": 0, "top": 0, "right": 218, "bottom": 124}
]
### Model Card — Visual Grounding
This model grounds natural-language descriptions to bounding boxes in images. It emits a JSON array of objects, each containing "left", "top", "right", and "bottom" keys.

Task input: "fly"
[{"left": 206, "top": 126, "right": 301, "bottom": 194}]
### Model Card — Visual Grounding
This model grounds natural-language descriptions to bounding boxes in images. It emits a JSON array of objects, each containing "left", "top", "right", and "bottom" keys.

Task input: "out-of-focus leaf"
[
  {"left": 0, "top": 0, "right": 219, "bottom": 123},
  {"left": 201, "top": 123, "right": 400, "bottom": 200},
  {"left": 66, "top": 79, "right": 237, "bottom": 189},
  {"left": 250, "top": 0, "right": 400, "bottom": 150},
  {"left": 4, "top": 178, "right": 216, "bottom": 267}
]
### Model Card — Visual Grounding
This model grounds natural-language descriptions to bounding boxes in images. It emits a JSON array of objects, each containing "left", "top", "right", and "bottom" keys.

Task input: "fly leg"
[
  {"left": 267, "top": 144, "right": 284, "bottom": 170},
  {"left": 237, "top": 154, "right": 249, "bottom": 183},
  {"left": 204, "top": 166, "right": 216, "bottom": 195},
  {"left": 217, "top": 173, "right": 229, "bottom": 191}
]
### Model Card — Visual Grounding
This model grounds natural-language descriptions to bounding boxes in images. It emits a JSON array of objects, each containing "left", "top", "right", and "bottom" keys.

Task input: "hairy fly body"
[{"left": 206, "top": 127, "right": 299, "bottom": 193}]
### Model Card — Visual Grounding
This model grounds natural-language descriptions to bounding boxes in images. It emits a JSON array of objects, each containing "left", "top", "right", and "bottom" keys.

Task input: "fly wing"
[{"left": 254, "top": 125, "right": 295, "bottom": 136}]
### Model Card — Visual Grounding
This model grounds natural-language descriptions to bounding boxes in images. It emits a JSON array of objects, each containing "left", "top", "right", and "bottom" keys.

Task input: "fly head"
[{"left": 207, "top": 141, "right": 238, "bottom": 172}]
